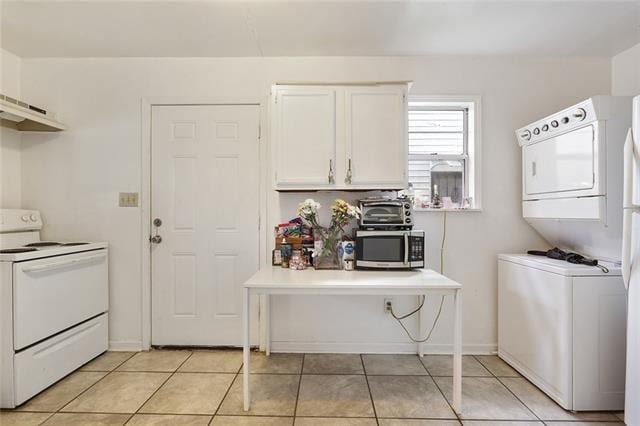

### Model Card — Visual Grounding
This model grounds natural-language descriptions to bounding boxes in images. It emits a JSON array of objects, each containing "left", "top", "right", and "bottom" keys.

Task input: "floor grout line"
[
  {"left": 292, "top": 354, "right": 305, "bottom": 419},
  {"left": 360, "top": 354, "right": 380, "bottom": 426},
  {"left": 123, "top": 350, "right": 195, "bottom": 424},
  {"left": 209, "top": 362, "right": 243, "bottom": 425},
  {"left": 52, "top": 352, "right": 137, "bottom": 415}
]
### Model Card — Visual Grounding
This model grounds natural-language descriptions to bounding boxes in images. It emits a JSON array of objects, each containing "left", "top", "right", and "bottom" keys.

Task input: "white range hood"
[{"left": 0, "top": 95, "right": 65, "bottom": 132}]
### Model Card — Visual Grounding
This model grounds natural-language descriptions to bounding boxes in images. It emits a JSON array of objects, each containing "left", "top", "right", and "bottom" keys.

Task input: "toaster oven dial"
[
  {"left": 406, "top": 218, "right": 412, "bottom": 224},
  {"left": 405, "top": 211, "right": 411, "bottom": 216}
]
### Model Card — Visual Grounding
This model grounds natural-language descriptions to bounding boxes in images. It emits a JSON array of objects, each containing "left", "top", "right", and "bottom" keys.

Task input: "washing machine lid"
[{"left": 498, "top": 253, "right": 621, "bottom": 277}]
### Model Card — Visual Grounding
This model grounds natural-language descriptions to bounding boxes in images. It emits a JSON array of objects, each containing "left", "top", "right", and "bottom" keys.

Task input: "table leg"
[
  {"left": 265, "top": 295, "right": 271, "bottom": 356},
  {"left": 418, "top": 294, "right": 425, "bottom": 357},
  {"left": 452, "top": 288, "right": 462, "bottom": 414},
  {"left": 243, "top": 287, "right": 251, "bottom": 411}
]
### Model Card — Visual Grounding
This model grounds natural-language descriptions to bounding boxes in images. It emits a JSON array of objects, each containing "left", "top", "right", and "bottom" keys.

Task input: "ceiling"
[{"left": 1, "top": 1, "right": 639, "bottom": 58}]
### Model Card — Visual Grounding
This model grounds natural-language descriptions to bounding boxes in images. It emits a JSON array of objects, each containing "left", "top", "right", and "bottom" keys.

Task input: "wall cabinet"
[{"left": 271, "top": 83, "right": 408, "bottom": 191}]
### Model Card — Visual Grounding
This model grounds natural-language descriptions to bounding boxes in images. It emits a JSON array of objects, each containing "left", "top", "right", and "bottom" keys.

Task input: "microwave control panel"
[{"left": 409, "top": 235, "right": 424, "bottom": 262}]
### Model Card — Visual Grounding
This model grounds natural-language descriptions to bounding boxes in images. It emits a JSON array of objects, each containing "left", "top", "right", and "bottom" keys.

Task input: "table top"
[{"left": 244, "top": 267, "right": 462, "bottom": 291}]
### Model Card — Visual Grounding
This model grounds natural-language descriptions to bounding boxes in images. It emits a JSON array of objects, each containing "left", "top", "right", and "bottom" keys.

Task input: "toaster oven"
[{"left": 359, "top": 199, "right": 412, "bottom": 229}]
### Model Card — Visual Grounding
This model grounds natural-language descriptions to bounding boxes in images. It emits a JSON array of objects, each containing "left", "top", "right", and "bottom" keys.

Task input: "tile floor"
[{"left": 1, "top": 350, "right": 626, "bottom": 425}]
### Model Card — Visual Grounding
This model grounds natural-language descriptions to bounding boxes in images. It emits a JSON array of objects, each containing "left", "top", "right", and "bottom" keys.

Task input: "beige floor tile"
[
  {"left": 42, "top": 413, "right": 131, "bottom": 425},
  {"left": 296, "top": 375, "right": 374, "bottom": 417},
  {"left": 241, "top": 353, "right": 303, "bottom": 374},
  {"left": 435, "top": 377, "right": 536, "bottom": 420},
  {"left": 296, "top": 418, "right": 377, "bottom": 425},
  {"left": 0, "top": 411, "right": 53, "bottom": 426},
  {"left": 212, "top": 416, "right": 293, "bottom": 425},
  {"left": 218, "top": 374, "right": 299, "bottom": 416},
  {"left": 81, "top": 352, "right": 135, "bottom": 372},
  {"left": 462, "top": 422, "right": 543, "bottom": 425},
  {"left": 474, "top": 356, "right": 520, "bottom": 377},
  {"left": 544, "top": 423, "right": 622, "bottom": 426},
  {"left": 178, "top": 351, "right": 242, "bottom": 373},
  {"left": 139, "top": 373, "right": 234, "bottom": 415},
  {"left": 61, "top": 372, "right": 170, "bottom": 413},
  {"left": 500, "top": 377, "right": 620, "bottom": 421},
  {"left": 17, "top": 371, "right": 107, "bottom": 412},
  {"left": 117, "top": 351, "right": 191, "bottom": 372},
  {"left": 303, "top": 354, "right": 364, "bottom": 374},
  {"left": 421, "top": 355, "right": 491, "bottom": 377},
  {"left": 362, "top": 354, "right": 428, "bottom": 375},
  {"left": 379, "top": 420, "right": 461, "bottom": 426},
  {"left": 368, "top": 375, "right": 455, "bottom": 419},
  {"left": 127, "top": 414, "right": 212, "bottom": 425}
]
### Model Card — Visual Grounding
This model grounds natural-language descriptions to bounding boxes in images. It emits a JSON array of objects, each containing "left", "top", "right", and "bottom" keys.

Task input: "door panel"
[
  {"left": 524, "top": 125, "right": 595, "bottom": 196},
  {"left": 273, "top": 87, "right": 336, "bottom": 187},
  {"left": 151, "top": 105, "right": 260, "bottom": 346},
  {"left": 345, "top": 86, "right": 407, "bottom": 187}
]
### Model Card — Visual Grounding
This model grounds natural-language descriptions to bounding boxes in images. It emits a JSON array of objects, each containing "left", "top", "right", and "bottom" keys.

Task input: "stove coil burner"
[
  {"left": 24, "top": 242, "right": 60, "bottom": 247},
  {"left": 0, "top": 248, "right": 39, "bottom": 253}
]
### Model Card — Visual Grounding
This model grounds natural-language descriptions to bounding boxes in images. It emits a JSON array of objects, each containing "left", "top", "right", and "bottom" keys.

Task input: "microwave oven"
[
  {"left": 355, "top": 230, "right": 425, "bottom": 270},
  {"left": 359, "top": 199, "right": 412, "bottom": 229}
]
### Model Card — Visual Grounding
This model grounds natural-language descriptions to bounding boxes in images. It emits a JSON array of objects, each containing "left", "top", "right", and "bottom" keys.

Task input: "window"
[{"left": 408, "top": 96, "right": 480, "bottom": 210}]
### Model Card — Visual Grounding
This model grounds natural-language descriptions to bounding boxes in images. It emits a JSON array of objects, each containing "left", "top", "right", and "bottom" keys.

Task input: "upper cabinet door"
[
  {"left": 345, "top": 86, "right": 407, "bottom": 188},
  {"left": 273, "top": 87, "right": 337, "bottom": 189}
]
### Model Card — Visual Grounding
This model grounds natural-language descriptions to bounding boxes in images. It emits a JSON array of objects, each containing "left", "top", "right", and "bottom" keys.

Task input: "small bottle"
[{"left": 432, "top": 184, "right": 442, "bottom": 209}]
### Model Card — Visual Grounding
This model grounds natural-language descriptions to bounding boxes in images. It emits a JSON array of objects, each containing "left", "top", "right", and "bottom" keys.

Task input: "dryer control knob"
[
  {"left": 21, "top": 215, "right": 29, "bottom": 222},
  {"left": 30, "top": 214, "right": 38, "bottom": 222}
]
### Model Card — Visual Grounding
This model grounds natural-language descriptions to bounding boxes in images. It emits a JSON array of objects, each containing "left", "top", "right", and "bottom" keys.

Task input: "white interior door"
[{"left": 151, "top": 104, "right": 260, "bottom": 346}]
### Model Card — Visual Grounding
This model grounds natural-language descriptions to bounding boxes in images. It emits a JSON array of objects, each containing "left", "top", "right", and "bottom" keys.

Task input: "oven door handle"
[
  {"left": 404, "top": 233, "right": 409, "bottom": 265},
  {"left": 22, "top": 253, "right": 107, "bottom": 273}
]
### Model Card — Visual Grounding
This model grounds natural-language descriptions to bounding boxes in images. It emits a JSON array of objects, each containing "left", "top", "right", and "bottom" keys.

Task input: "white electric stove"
[{"left": 0, "top": 209, "right": 109, "bottom": 408}]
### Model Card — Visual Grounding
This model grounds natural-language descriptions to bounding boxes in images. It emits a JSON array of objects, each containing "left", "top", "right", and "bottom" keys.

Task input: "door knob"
[
  {"left": 150, "top": 235, "right": 162, "bottom": 244},
  {"left": 153, "top": 218, "right": 162, "bottom": 227}
]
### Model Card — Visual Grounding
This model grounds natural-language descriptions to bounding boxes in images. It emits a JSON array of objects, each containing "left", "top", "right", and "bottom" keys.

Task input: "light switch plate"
[{"left": 119, "top": 192, "right": 139, "bottom": 207}]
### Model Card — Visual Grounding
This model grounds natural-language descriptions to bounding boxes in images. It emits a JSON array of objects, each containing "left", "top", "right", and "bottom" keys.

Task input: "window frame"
[{"left": 407, "top": 95, "right": 482, "bottom": 212}]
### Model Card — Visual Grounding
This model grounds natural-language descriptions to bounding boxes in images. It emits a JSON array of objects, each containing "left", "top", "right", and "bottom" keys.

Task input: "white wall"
[
  {"left": 19, "top": 56, "right": 610, "bottom": 352},
  {"left": 612, "top": 42, "right": 640, "bottom": 96},
  {"left": 0, "top": 48, "right": 22, "bottom": 208}
]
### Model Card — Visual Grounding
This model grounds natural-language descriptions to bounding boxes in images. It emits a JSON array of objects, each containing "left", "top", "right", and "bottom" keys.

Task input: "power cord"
[{"left": 390, "top": 211, "right": 447, "bottom": 343}]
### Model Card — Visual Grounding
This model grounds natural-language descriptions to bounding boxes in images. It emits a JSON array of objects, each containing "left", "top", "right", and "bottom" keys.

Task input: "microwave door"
[{"left": 356, "top": 234, "right": 406, "bottom": 268}]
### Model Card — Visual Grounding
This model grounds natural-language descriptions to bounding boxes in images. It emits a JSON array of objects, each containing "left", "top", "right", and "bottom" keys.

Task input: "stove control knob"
[
  {"left": 542, "top": 124, "right": 549, "bottom": 131},
  {"left": 520, "top": 130, "right": 531, "bottom": 141},
  {"left": 29, "top": 214, "right": 38, "bottom": 222},
  {"left": 551, "top": 120, "right": 559, "bottom": 128},
  {"left": 561, "top": 117, "right": 569, "bottom": 124},
  {"left": 533, "top": 127, "right": 540, "bottom": 135},
  {"left": 21, "top": 215, "right": 29, "bottom": 222}
]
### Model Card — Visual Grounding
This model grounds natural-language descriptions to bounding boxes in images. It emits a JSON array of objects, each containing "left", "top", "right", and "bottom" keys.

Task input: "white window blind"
[{"left": 408, "top": 104, "right": 469, "bottom": 207}]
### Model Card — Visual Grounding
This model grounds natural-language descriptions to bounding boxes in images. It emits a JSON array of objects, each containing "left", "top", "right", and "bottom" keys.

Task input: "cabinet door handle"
[
  {"left": 328, "top": 159, "right": 335, "bottom": 184},
  {"left": 345, "top": 159, "right": 353, "bottom": 184}
]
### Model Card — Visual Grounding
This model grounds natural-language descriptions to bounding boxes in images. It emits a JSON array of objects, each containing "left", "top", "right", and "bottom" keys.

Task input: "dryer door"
[{"left": 524, "top": 125, "right": 595, "bottom": 197}]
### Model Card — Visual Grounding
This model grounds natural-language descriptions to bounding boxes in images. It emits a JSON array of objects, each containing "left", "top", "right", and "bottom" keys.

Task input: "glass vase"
[{"left": 313, "top": 227, "right": 342, "bottom": 270}]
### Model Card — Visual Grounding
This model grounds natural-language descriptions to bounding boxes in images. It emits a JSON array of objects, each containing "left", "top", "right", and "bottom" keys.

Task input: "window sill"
[{"left": 413, "top": 207, "right": 482, "bottom": 213}]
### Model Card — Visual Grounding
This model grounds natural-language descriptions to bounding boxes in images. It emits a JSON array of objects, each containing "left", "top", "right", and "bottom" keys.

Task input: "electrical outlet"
[
  {"left": 384, "top": 298, "right": 393, "bottom": 313},
  {"left": 119, "top": 192, "right": 139, "bottom": 207}
]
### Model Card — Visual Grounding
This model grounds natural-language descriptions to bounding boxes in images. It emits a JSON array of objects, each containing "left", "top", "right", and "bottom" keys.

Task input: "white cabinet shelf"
[{"left": 271, "top": 83, "right": 408, "bottom": 191}]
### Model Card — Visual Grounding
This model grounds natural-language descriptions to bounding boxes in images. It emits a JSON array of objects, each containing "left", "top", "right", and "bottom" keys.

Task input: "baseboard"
[
  {"left": 109, "top": 341, "right": 143, "bottom": 351},
  {"left": 271, "top": 341, "right": 497, "bottom": 354}
]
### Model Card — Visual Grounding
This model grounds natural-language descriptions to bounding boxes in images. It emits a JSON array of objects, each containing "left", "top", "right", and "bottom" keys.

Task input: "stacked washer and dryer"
[{"left": 498, "top": 96, "right": 632, "bottom": 411}]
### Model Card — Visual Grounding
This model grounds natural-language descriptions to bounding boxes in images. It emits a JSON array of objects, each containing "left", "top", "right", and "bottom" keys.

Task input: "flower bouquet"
[{"left": 297, "top": 198, "right": 361, "bottom": 269}]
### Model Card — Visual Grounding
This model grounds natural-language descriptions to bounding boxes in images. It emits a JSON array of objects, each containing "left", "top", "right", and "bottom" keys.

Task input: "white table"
[{"left": 242, "top": 267, "right": 463, "bottom": 413}]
